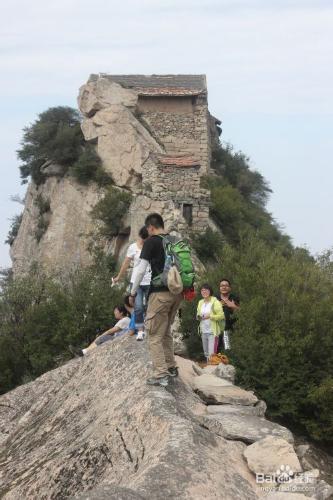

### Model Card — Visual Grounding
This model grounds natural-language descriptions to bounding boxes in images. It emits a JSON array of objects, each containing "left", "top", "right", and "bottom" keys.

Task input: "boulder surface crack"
[{"left": 116, "top": 427, "right": 134, "bottom": 464}]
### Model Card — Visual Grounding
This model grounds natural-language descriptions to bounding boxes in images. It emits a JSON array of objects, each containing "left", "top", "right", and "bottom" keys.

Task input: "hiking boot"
[
  {"left": 146, "top": 375, "right": 169, "bottom": 387},
  {"left": 168, "top": 367, "right": 179, "bottom": 378},
  {"left": 69, "top": 345, "right": 83, "bottom": 358},
  {"left": 136, "top": 331, "right": 145, "bottom": 341}
]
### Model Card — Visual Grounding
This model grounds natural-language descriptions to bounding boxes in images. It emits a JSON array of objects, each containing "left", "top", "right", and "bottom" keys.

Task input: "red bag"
[{"left": 183, "top": 287, "right": 196, "bottom": 302}]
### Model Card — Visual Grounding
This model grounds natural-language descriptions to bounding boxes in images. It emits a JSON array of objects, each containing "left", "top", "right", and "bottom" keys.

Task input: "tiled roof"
[
  {"left": 90, "top": 74, "right": 206, "bottom": 94},
  {"left": 157, "top": 155, "right": 201, "bottom": 168},
  {"left": 136, "top": 87, "right": 202, "bottom": 96}
]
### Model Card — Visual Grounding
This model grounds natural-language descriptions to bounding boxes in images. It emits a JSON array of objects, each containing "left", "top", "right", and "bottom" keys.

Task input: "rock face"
[
  {"left": 0, "top": 337, "right": 260, "bottom": 499},
  {"left": 78, "top": 79, "right": 162, "bottom": 191},
  {"left": 10, "top": 176, "right": 103, "bottom": 275}
]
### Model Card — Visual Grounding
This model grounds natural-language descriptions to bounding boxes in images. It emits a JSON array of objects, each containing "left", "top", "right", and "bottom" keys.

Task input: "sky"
[{"left": 1, "top": 0, "right": 332, "bottom": 267}]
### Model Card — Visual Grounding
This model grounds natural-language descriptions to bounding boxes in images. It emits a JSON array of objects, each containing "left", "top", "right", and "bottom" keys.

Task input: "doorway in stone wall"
[{"left": 183, "top": 204, "right": 193, "bottom": 227}]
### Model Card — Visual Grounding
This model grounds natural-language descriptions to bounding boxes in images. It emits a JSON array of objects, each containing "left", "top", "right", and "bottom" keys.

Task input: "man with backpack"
[{"left": 129, "top": 213, "right": 194, "bottom": 387}]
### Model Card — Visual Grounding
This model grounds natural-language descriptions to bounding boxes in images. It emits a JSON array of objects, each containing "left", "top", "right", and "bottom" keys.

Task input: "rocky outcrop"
[
  {"left": 78, "top": 79, "right": 163, "bottom": 191},
  {"left": 10, "top": 176, "right": 103, "bottom": 275},
  {"left": 0, "top": 337, "right": 260, "bottom": 499},
  {"left": 1, "top": 336, "right": 332, "bottom": 499},
  {"left": 10, "top": 74, "right": 217, "bottom": 273}
]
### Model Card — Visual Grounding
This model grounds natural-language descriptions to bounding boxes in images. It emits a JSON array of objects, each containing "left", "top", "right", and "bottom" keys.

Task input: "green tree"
[
  {"left": 18, "top": 107, "right": 83, "bottom": 184},
  {"left": 203, "top": 143, "right": 292, "bottom": 253},
  {"left": 182, "top": 234, "right": 333, "bottom": 442},
  {"left": 17, "top": 106, "right": 110, "bottom": 186}
]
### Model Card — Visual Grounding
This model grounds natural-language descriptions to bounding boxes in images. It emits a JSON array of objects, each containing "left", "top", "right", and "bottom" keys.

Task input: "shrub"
[
  {"left": 203, "top": 143, "right": 292, "bottom": 253},
  {"left": 17, "top": 106, "right": 109, "bottom": 186},
  {"left": 91, "top": 187, "right": 132, "bottom": 239},
  {"left": 196, "top": 235, "right": 332, "bottom": 443},
  {"left": 35, "top": 194, "right": 50, "bottom": 215},
  {"left": 70, "top": 145, "right": 112, "bottom": 186},
  {"left": 5, "top": 213, "right": 23, "bottom": 245},
  {"left": 0, "top": 262, "right": 125, "bottom": 394},
  {"left": 35, "top": 217, "right": 50, "bottom": 242},
  {"left": 212, "top": 143, "right": 272, "bottom": 208},
  {"left": 192, "top": 227, "right": 223, "bottom": 263},
  {"left": 34, "top": 194, "right": 51, "bottom": 242},
  {"left": 18, "top": 107, "right": 84, "bottom": 184}
]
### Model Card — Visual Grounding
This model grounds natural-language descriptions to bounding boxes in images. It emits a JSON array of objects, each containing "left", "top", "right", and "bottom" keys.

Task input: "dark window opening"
[{"left": 183, "top": 204, "right": 193, "bottom": 226}]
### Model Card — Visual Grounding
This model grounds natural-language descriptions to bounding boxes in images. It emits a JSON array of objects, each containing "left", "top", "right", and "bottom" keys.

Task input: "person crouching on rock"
[
  {"left": 124, "top": 294, "right": 136, "bottom": 337},
  {"left": 196, "top": 284, "right": 224, "bottom": 364},
  {"left": 69, "top": 304, "right": 131, "bottom": 357}
]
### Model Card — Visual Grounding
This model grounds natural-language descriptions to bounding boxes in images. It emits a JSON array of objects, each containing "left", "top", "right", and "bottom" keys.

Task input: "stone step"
[
  {"left": 193, "top": 374, "right": 258, "bottom": 405},
  {"left": 206, "top": 400, "right": 267, "bottom": 417},
  {"left": 202, "top": 413, "right": 294, "bottom": 444}
]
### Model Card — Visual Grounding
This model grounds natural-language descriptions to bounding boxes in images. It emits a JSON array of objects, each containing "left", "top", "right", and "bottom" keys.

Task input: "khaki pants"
[{"left": 145, "top": 291, "right": 183, "bottom": 378}]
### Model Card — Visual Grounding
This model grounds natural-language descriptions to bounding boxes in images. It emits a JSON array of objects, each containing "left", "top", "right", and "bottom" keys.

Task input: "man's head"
[
  {"left": 145, "top": 213, "right": 164, "bottom": 236},
  {"left": 219, "top": 278, "right": 231, "bottom": 295}
]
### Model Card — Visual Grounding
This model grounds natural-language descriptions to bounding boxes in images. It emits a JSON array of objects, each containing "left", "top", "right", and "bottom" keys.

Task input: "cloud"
[
  {"left": 0, "top": 1, "right": 332, "bottom": 114},
  {"left": 0, "top": 0, "right": 333, "bottom": 265}
]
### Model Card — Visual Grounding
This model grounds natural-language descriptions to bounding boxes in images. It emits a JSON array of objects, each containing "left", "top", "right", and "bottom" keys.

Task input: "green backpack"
[{"left": 152, "top": 235, "right": 196, "bottom": 290}]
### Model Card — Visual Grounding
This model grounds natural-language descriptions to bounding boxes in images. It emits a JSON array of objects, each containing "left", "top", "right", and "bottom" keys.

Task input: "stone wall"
[
  {"left": 139, "top": 156, "right": 210, "bottom": 234},
  {"left": 139, "top": 94, "right": 211, "bottom": 175}
]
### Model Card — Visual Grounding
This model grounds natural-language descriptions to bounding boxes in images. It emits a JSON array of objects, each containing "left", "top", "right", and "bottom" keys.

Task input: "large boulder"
[
  {"left": 244, "top": 436, "right": 302, "bottom": 477},
  {"left": 78, "top": 78, "right": 163, "bottom": 191},
  {"left": 78, "top": 77, "right": 138, "bottom": 116},
  {"left": 202, "top": 413, "right": 294, "bottom": 444},
  {"left": 193, "top": 374, "right": 258, "bottom": 406},
  {"left": 214, "top": 363, "right": 236, "bottom": 383},
  {"left": 0, "top": 336, "right": 260, "bottom": 499},
  {"left": 197, "top": 364, "right": 236, "bottom": 384}
]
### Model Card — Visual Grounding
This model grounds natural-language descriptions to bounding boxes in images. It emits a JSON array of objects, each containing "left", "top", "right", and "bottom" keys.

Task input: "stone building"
[
  {"left": 79, "top": 74, "right": 220, "bottom": 237},
  {"left": 101, "top": 74, "right": 212, "bottom": 175}
]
